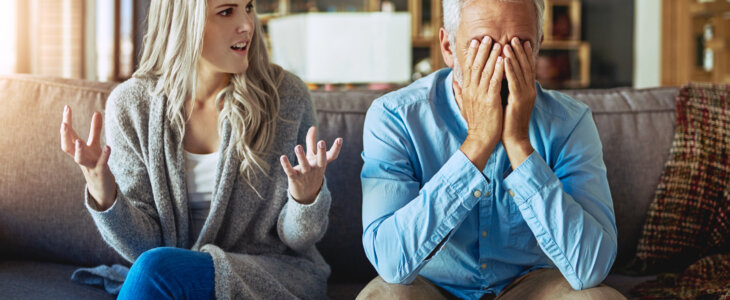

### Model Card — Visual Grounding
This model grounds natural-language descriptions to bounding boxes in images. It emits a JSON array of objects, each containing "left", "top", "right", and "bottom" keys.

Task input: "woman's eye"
[
  {"left": 246, "top": 4, "right": 253, "bottom": 13},
  {"left": 219, "top": 8, "right": 233, "bottom": 16}
]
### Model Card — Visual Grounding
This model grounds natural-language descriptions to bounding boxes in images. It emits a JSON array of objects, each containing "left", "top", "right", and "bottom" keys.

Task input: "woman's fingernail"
[
  {"left": 525, "top": 41, "right": 531, "bottom": 49},
  {"left": 497, "top": 56, "right": 503, "bottom": 63},
  {"left": 482, "top": 36, "right": 490, "bottom": 44},
  {"left": 64, "top": 105, "right": 68, "bottom": 113},
  {"left": 470, "top": 39, "right": 478, "bottom": 48},
  {"left": 296, "top": 145, "right": 303, "bottom": 153},
  {"left": 337, "top": 138, "right": 343, "bottom": 145},
  {"left": 318, "top": 141, "right": 325, "bottom": 149}
]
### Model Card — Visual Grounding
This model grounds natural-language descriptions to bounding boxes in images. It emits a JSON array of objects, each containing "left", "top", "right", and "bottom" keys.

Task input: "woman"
[{"left": 59, "top": 0, "right": 342, "bottom": 298}]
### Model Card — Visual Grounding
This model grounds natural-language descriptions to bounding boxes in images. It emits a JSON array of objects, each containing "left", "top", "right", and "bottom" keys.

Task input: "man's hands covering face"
[
  {"left": 502, "top": 37, "right": 537, "bottom": 152},
  {"left": 456, "top": 36, "right": 537, "bottom": 171}
]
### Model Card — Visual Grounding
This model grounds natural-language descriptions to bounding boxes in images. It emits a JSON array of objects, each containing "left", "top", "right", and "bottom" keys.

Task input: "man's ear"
[{"left": 439, "top": 28, "right": 455, "bottom": 68}]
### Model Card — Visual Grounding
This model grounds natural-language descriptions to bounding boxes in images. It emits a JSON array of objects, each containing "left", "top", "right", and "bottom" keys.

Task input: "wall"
[
  {"left": 633, "top": 0, "right": 662, "bottom": 88},
  {"left": 582, "top": 0, "right": 635, "bottom": 88}
]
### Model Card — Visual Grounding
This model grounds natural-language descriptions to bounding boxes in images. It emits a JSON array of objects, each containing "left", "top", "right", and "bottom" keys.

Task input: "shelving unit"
[
  {"left": 258, "top": 0, "right": 591, "bottom": 87},
  {"left": 662, "top": 0, "right": 730, "bottom": 86},
  {"left": 538, "top": 0, "right": 590, "bottom": 89}
]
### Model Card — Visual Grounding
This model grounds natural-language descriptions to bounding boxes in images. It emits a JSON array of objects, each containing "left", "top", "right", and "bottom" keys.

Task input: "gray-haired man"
[{"left": 357, "top": 0, "right": 625, "bottom": 299}]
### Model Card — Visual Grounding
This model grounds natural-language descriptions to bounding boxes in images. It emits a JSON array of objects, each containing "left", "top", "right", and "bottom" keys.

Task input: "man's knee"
[
  {"left": 356, "top": 276, "right": 451, "bottom": 300},
  {"left": 498, "top": 269, "right": 626, "bottom": 300}
]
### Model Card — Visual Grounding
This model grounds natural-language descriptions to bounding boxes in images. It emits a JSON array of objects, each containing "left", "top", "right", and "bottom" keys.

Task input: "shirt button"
[
  {"left": 485, "top": 191, "right": 490, "bottom": 197},
  {"left": 473, "top": 190, "right": 482, "bottom": 197},
  {"left": 481, "top": 263, "right": 487, "bottom": 269},
  {"left": 482, "top": 231, "right": 487, "bottom": 237},
  {"left": 508, "top": 190, "right": 515, "bottom": 197}
]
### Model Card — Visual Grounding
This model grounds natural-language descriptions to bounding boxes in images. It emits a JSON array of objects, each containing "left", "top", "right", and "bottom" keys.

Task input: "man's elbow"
[
  {"left": 575, "top": 237, "right": 617, "bottom": 290},
  {"left": 362, "top": 229, "right": 416, "bottom": 285}
]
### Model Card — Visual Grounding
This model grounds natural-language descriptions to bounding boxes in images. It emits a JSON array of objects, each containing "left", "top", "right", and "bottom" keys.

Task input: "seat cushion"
[{"left": 0, "top": 261, "right": 115, "bottom": 300}]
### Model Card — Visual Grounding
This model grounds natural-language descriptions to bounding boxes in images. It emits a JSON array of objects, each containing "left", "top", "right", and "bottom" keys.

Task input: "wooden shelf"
[
  {"left": 539, "top": 0, "right": 590, "bottom": 89},
  {"left": 690, "top": 2, "right": 730, "bottom": 16},
  {"left": 662, "top": 0, "right": 730, "bottom": 85}
]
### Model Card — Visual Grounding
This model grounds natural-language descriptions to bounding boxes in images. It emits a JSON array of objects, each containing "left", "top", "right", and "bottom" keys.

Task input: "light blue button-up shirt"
[{"left": 361, "top": 69, "right": 617, "bottom": 299}]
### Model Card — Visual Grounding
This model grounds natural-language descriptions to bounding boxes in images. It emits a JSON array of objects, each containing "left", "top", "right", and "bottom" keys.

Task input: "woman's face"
[{"left": 200, "top": 0, "right": 255, "bottom": 75}]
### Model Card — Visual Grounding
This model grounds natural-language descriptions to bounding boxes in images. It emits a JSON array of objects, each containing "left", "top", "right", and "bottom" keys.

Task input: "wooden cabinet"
[{"left": 662, "top": 0, "right": 730, "bottom": 86}]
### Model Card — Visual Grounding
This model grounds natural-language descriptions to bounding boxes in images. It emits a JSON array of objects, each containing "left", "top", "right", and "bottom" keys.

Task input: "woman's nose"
[{"left": 236, "top": 14, "right": 254, "bottom": 34}]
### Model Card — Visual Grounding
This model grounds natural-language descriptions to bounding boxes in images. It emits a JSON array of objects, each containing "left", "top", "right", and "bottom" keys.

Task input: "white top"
[
  {"left": 183, "top": 150, "right": 219, "bottom": 237},
  {"left": 183, "top": 150, "right": 219, "bottom": 202}
]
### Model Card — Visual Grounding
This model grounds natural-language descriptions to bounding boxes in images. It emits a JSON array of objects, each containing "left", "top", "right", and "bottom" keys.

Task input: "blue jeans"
[{"left": 117, "top": 247, "right": 215, "bottom": 300}]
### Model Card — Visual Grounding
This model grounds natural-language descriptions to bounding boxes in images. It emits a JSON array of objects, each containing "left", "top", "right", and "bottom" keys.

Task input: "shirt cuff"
[
  {"left": 502, "top": 151, "right": 560, "bottom": 206},
  {"left": 437, "top": 150, "right": 492, "bottom": 224}
]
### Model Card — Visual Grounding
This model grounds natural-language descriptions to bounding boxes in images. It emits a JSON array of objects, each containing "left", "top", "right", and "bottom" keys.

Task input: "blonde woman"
[{"left": 59, "top": 0, "right": 342, "bottom": 298}]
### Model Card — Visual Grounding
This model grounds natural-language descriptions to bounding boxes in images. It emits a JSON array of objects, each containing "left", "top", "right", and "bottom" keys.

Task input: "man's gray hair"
[{"left": 443, "top": 0, "right": 545, "bottom": 47}]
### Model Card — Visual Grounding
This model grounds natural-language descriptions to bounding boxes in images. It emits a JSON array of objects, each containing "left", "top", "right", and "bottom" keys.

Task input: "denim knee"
[{"left": 127, "top": 247, "right": 178, "bottom": 281}]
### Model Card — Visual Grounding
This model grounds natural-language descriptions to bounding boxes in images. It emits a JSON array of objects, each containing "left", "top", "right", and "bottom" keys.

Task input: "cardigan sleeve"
[
  {"left": 85, "top": 79, "right": 164, "bottom": 263},
  {"left": 276, "top": 75, "right": 332, "bottom": 253}
]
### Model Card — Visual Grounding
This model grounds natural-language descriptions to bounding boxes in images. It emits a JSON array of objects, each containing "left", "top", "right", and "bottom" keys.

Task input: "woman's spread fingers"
[
  {"left": 280, "top": 155, "right": 297, "bottom": 177},
  {"left": 294, "top": 145, "right": 310, "bottom": 172},
  {"left": 316, "top": 140, "right": 327, "bottom": 167},
  {"left": 96, "top": 145, "right": 111, "bottom": 169},
  {"left": 306, "top": 126, "right": 317, "bottom": 156},
  {"left": 61, "top": 124, "right": 82, "bottom": 155},
  {"left": 326, "top": 138, "right": 343, "bottom": 162},
  {"left": 87, "top": 112, "right": 103, "bottom": 148}
]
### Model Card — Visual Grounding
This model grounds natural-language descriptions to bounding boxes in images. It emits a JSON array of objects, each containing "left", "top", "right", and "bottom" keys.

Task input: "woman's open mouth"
[{"left": 231, "top": 41, "right": 248, "bottom": 56}]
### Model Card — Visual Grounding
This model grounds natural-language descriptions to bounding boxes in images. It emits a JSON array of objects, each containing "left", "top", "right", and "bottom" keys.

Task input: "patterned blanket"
[{"left": 628, "top": 83, "right": 730, "bottom": 300}]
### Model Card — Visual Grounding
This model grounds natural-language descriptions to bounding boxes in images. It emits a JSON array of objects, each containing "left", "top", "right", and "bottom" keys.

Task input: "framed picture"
[
  {"left": 537, "top": 41, "right": 590, "bottom": 89},
  {"left": 544, "top": 0, "right": 581, "bottom": 41}
]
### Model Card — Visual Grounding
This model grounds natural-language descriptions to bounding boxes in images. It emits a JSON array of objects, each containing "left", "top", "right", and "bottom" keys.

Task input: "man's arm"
[
  {"left": 504, "top": 110, "right": 618, "bottom": 290},
  {"left": 361, "top": 103, "right": 490, "bottom": 284}
]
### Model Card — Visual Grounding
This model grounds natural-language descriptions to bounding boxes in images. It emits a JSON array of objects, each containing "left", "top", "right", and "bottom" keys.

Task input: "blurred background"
[{"left": 0, "top": 0, "right": 728, "bottom": 90}]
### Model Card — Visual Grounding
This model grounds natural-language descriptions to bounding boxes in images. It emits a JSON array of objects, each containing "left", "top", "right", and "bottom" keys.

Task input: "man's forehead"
[{"left": 459, "top": 0, "right": 537, "bottom": 41}]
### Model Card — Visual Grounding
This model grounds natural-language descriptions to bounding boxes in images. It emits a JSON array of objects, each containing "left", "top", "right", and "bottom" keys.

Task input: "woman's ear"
[{"left": 439, "top": 28, "right": 455, "bottom": 68}]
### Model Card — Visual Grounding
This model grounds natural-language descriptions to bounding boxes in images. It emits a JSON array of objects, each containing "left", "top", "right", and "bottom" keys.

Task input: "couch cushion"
[
  {"left": 0, "top": 260, "right": 115, "bottom": 300},
  {"left": 562, "top": 87, "right": 679, "bottom": 267},
  {"left": 0, "top": 75, "right": 127, "bottom": 267}
]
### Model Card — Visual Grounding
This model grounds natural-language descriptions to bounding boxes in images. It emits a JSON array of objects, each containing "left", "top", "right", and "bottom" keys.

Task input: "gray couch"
[{"left": 0, "top": 74, "right": 677, "bottom": 299}]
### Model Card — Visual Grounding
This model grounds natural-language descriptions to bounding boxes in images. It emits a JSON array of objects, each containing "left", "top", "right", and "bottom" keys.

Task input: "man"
[{"left": 357, "top": 0, "right": 625, "bottom": 299}]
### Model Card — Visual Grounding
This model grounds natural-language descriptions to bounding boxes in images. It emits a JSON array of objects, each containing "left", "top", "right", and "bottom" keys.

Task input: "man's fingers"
[
  {"left": 503, "top": 44, "right": 525, "bottom": 86},
  {"left": 505, "top": 57, "right": 521, "bottom": 98},
  {"left": 306, "top": 126, "right": 316, "bottom": 156},
  {"left": 524, "top": 40, "right": 536, "bottom": 79},
  {"left": 294, "top": 145, "right": 310, "bottom": 172},
  {"left": 462, "top": 39, "right": 478, "bottom": 88},
  {"left": 87, "top": 112, "right": 103, "bottom": 148},
  {"left": 279, "top": 155, "right": 297, "bottom": 177},
  {"left": 478, "top": 43, "right": 502, "bottom": 93},
  {"left": 316, "top": 140, "right": 327, "bottom": 167},
  {"left": 487, "top": 57, "right": 505, "bottom": 101},
  {"left": 469, "top": 36, "right": 492, "bottom": 87},
  {"left": 511, "top": 37, "right": 532, "bottom": 84}
]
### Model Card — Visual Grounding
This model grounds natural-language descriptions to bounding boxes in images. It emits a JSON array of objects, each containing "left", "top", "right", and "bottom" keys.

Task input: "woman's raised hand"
[
  {"left": 279, "top": 126, "right": 342, "bottom": 204},
  {"left": 60, "top": 105, "right": 117, "bottom": 210}
]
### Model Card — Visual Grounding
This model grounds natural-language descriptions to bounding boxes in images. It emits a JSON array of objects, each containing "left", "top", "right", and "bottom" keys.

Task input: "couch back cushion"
[
  {"left": 562, "top": 87, "right": 678, "bottom": 266},
  {"left": 0, "top": 75, "right": 127, "bottom": 266}
]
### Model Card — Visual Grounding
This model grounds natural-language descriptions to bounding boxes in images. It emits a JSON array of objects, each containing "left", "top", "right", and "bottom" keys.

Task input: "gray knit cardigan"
[{"left": 85, "top": 71, "right": 331, "bottom": 299}]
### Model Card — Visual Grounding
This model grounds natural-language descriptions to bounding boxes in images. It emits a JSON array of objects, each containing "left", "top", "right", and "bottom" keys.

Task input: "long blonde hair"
[{"left": 134, "top": 0, "right": 285, "bottom": 184}]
